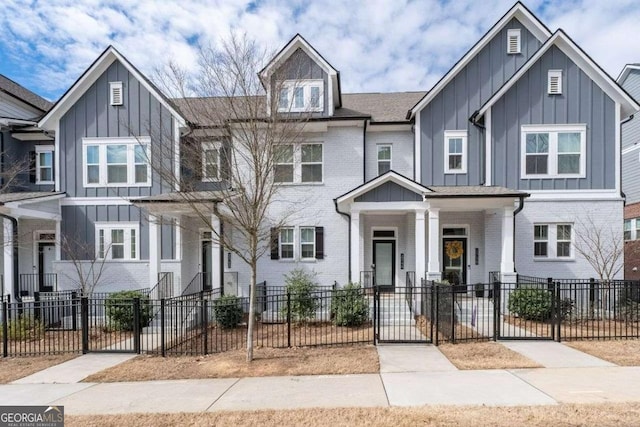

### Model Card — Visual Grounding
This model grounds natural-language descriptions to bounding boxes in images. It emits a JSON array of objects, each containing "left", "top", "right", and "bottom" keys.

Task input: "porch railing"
[
  {"left": 149, "top": 272, "right": 174, "bottom": 300},
  {"left": 181, "top": 272, "right": 211, "bottom": 296},
  {"left": 19, "top": 273, "right": 57, "bottom": 298}
]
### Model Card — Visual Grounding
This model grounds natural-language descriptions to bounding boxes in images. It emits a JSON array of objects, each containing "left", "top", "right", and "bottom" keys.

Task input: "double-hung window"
[
  {"left": 279, "top": 228, "right": 294, "bottom": 259},
  {"left": 274, "top": 143, "right": 323, "bottom": 184},
  {"left": 83, "top": 137, "right": 151, "bottom": 187},
  {"left": 534, "top": 225, "right": 548, "bottom": 257},
  {"left": 276, "top": 80, "right": 324, "bottom": 112},
  {"left": 521, "top": 125, "right": 586, "bottom": 178},
  {"left": 556, "top": 225, "right": 572, "bottom": 257},
  {"left": 272, "top": 226, "right": 324, "bottom": 261},
  {"left": 533, "top": 223, "right": 572, "bottom": 259},
  {"left": 96, "top": 223, "right": 139, "bottom": 260},
  {"left": 300, "top": 227, "right": 316, "bottom": 259},
  {"left": 202, "top": 142, "right": 221, "bottom": 181},
  {"left": 377, "top": 145, "right": 392, "bottom": 175},
  {"left": 444, "top": 130, "right": 467, "bottom": 174},
  {"left": 35, "top": 145, "right": 54, "bottom": 184}
]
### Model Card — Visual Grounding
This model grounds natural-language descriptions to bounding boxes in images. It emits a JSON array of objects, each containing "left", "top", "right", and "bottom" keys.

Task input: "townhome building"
[{"left": 0, "top": 1, "right": 637, "bottom": 302}]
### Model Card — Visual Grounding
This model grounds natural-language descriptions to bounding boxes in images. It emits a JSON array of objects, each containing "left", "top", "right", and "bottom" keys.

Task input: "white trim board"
[{"left": 60, "top": 197, "right": 134, "bottom": 206}]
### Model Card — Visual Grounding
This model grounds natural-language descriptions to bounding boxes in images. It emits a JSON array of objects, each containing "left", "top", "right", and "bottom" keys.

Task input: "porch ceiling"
[{"left": 132, "top": 191, "right": 223, "bottom": 218}]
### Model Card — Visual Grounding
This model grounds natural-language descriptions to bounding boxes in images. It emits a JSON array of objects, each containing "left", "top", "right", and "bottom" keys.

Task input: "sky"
[{"left": 1, "top": 0, "right": 640, "bottom": 102}]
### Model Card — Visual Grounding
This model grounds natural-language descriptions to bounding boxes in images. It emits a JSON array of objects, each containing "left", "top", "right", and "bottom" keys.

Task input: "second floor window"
[
  {"left": 377, "top": 145, "right": 391, "bottom": 175},
  {"left": 202, "top": 142, "right": 221, "bottom": 181},
  {"left": 35, "top": 145, "right": 54, "bottom": 184},
  {"left": 276, "top": 80, "right": 324, "bottom": 113},
  {"left": 444, "top": 130, "right": 467, "bottom": 174},
  {"left": 96, "top": 223, "right": 138, "bottom": 260},
  {"left": 83, "top": 137, "right": 151, "bottom": 187},
  {"left": 274, "top": 143, "right": 323, "bottom": 184},
  {"left": 521, "top": 125, "right": 586, "bottom": 179}
]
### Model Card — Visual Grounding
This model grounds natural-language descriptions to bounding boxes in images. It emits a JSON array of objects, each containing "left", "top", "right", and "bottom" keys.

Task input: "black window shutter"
[
  {"left": 270, "top": 227, "right": 279, "bottom": 260},
  {"left": 29, "top": 151, "right": 36, "bottom": 183},
  {"left": 315, "top": 226, "right": 324, "bottom": 259}
]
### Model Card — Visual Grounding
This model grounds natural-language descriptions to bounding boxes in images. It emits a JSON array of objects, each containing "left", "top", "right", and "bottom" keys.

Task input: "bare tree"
[
  {"left": 59, "top": 235, "right": 111, "bottom": 296},
  {"left": 151, "top": 33, "right": 310, "bottom": 361},
  {"left": 573, "top": 213, "right": 624, "bottom": 282}
]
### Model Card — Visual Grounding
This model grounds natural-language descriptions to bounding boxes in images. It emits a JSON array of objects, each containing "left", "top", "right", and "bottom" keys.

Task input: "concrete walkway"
[
  {"left": 377, "top": 345, "right": 457, "bottom": 373},
  {"left": 499, "top": 341, "right": 615, "bottom": 368},
  {"left": 12, "top": 354, "right": 137, "bottom": 384}
]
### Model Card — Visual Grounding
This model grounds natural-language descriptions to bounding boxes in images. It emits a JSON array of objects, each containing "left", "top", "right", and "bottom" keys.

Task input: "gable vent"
[
  {"left": 548, "top": 70, "right": 562, "bottom": 95},
  {"left": 110, "top": 81, "right": 123, "bottom": 106},
  {"left": 507, "top": 29, "right": 521, "bottom": 54}
]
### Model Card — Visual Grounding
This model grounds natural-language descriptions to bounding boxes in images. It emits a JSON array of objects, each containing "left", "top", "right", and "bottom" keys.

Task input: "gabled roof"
[
  {"left": 617, "top": 64, "right": 640, "bottom": 87},
  {"left": 0, "top": 74, "right": 52, "bottom": 113},
  {"left": 337, "top": 92, "right": 426, "bottom": 123},
  {"left": 259, "top": 34, "right": 342, "bottom": 109},
  {"left": 407, "top": 2, "right": 551, "bottom": 119},
  {"left": 38, "top": 45, "right": 184, "bottom": 131},
  {"left": 474, "top": 30, "right": 640, "bottom": 120},
  {"left": 335, "top": 170, "right": 431, "bottom": 205}
]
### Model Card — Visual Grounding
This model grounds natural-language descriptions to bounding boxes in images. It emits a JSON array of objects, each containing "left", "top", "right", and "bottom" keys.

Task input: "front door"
[
  {"left": 373, "top": 240, "right": 395, "bottom": 292},
  {"left": 201, "top": 240, "right": 213, "bottom": 291},
  {"left": 38, "top": 243, "right": 55, "bottom": 292},
  {"left": 442, "top": 238, "right": 467, "bottom": 292}
]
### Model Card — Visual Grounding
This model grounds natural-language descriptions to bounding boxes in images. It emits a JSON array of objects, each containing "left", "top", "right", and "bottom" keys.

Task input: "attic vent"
[
  {"left": 507, "top": 29, "right": 521, "bottom": 54},
  {"left": 548, "top": 70, "right": 562, "bottom": 95},
  {"left": 110, "top": 81, "right": 123, "bottom": 106}
]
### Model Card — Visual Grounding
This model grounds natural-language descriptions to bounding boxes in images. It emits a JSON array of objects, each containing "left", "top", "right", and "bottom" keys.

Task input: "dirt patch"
[
  {"left": 84, "top": 345, "right": 378, "bottom": 382},
  {"left": 566, "top": 340, "right": 640, "bottom": 366},
  {"left": 504, "top": 316, "right": 640, "bottom": 340},
  {"left": 415, "top": 315, "right": 487, "bottom": 343},
  {"left": 0, "top": 355, "right": 76, "bottom": 383},
  {"left": 438, "top": 341, "right": 542, "bottom": 370},
  {"left": 66, "top": 403, "right": 640, "bottom": 427},
  {"left": 1, "top": 328, "right": 134, "bottom": 356}
]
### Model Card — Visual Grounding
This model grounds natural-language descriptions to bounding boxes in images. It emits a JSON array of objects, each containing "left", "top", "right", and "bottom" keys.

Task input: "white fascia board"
[
  {"left": 414, "top": 112, "right": 421, "bottom": 182},
  {"left": 261, "top": 35, "right": 338, "bottom": 80},
  {"left": 4, "top": 194, "right": 66, "bottom": 208},
  {"left": 60, "top": 197, "right": 134, "bottom": 206},
  {"left": 409, "top": 3, "right": 551, "bottom": 119},
  {"left": 617, "top": 64, "right": 640, "bottom": 84},
  {"left": 526, "top": 189, "right": 622, "bottom": 201},
  {"left": 335, "top": 171, "right": 430, "bottom": 206},
  {"left": 0, "top": 206, "right": 60, "bottom": 220}
]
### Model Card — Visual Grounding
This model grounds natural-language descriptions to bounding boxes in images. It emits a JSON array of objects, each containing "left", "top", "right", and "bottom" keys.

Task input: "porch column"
[
  {"left": 414, "top": 209, "right": 426, "bottom": 282},
  {"left": 500, "top": 206, "right": 517, "bottom": 283},
  {"left": 148, "top": 214, "right": 161, "bottom": 289},
  {"left": 426, "top": 208, "right": 441, "bottom": 281},
  {"left": 3, "top": 219, "right": 13, "bottom": 299},
  {"left": 350, "top": 210, "right": 360, "bottom": 283},
  {"left": 211, "top": 215, "right": 222, "bottom": 291}
]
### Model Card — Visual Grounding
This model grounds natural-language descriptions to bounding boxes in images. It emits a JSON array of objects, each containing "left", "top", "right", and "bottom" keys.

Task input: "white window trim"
[
  {"left": 82, "top": 137, "right": 152, "bottom": 188},
  {"left": 35, "top": 145, "right": 54, "bottom": 185},
  {"left": 201, "top": 141, "right": 221, "bottom": 182},
  {"left": 275, "top": 142, "right": 324, "bottom": 185},
  {"left": 444, "top": 130, "right": 468, "bottom": 174},
  {"left": 533, "top": 224, "right": 549, "bottom": 257},
  {"left": 520, "top": 124, "right": 587, "bottom": 179},
  {"left": 507, "top": 29, "right": 521, "bottom": 54},
  {"left": 276, "top": 80, "right": 324, "bottom": 113},
  {"left": 95, "top": 222, "right": 140, "bottom": 261},
  {"left": 533, "top": 222, "right": 574, "bottom": 260},
  {"left": 548, "top": 70, "right": 563, "bottom": 95},
  {"left": 299, "top": 226, "right": 316, "bottom": 260},
  {"left": 109, "top": 81, "right": 123, "bottom": 106},
  {"left": 377, "top": 144, "right": 392, "bottom": 175},
  {"left": 279, "top": 227, "right": 295, "bottom": 260},
  {"left": 624, "top": 219, "right": 632, "bottom": 241}
]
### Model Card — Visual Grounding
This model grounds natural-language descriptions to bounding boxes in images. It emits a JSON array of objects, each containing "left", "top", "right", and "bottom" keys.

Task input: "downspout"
[
  {"left": 334, "top": 199, "right": 351, "bottom": 283},
  {"left": 0, "top": 212, "right": 18, "bottom": 300},
  {"left": 621, "top": 114, "right": 634, "bottom": 199},
  {"left": 512, "top": 195, "right": 526, "bottom": 271},
  {"left": 219, "top": 220, "right": 224, "bottom": 296},
  {"left": 362, "top": 119, "right": 368, "bottom": 182},
  {"left": 470, "top": 111, "right": 485, "bottom": 185}
]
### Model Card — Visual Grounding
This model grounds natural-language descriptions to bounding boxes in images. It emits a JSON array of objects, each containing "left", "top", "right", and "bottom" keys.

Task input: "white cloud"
[{"left": 0, "top": 0, "right": 638, "bottom": 100}]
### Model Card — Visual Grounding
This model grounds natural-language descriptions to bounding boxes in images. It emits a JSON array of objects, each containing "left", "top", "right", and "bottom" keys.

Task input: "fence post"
[
  {"left": 372, "top": 284, "right": 378, "bottom": 345},
  {"left": 286, "top": 291, "right": 291, "bottom": 348},
  {"left": 429, "top": 283, "right": 434, "bottom": 343},
  {"left": 2, "top": 301, "right": 7, "bottom": 357},
  {"left": 34, "top": 292, "right": 41, "bottom": 321},
  {"left": 451, "top": 287, "right": 456, "bottom": 344},
  {"left": 81, "top": 297, "right": 89, "bottom": 354},
  {"left": 160, "top": 298, "right": 166, "bottom": 358},
  {"left": 555, "top": 282, "right": 562, "bottom": 342},
  {"left": 434, "top": 284, "right": 439, "bottom": 346},
  {"left": 589, "top": 277, "right": 596, "bottom": 319},
  {"left": 493, "top": 281, "right": 500, "bottom": 340},
  {"left": 202, "top": 298, "right": 209, "bottom": 355},
  {"left": 133, "top": 298, "right": 141, "bottom": 354},
  {"left": 71, "top": 292, "right": 77, "bottom": 331}
]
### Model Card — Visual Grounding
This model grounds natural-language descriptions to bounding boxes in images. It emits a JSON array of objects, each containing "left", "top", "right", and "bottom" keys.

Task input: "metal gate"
[
  {"left": 373, "top": 286, "right": 432, "bottom": 344},
  {"left": 83, "top": 297, "right": 140, "bottom": 353}
]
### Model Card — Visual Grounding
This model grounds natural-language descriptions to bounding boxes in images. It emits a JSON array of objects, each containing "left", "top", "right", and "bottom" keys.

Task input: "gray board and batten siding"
[
  {"left": 58, "top": 59, "right": 177, "bottom": 198},
  {"left": 491, "top": 45, "right": 615, "bottom": 191},
  {"left": 621, "top": 69, "right": 640, "bottom": 101},
  {"left": 621, "top": 69, "right": 640, "bottom": 203},
  {"left": 419, "top": 18, "right": 543, "bottom": 187},
  {"left": 270, "top": 48, "right": 330, "bottom": 117},
  {"left": 354, "top": 181, "right": 423, "bottom": 203},
  {"left": 2, "top": 134, "right": 55, "bottom": 192}
]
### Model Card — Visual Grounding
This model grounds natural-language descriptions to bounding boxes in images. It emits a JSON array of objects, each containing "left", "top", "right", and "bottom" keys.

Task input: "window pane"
[
  {"left": 275, "top": 146, "right": 293, "bottom": 163},
  {"left": 557, "top": 225, "right": 571, "bottom": 241},
  {"left": 558, "top": 133, "right": 581, "bottom": 152},
  {"left": 135, "top": 165, "right": 148, "bottom": 183},
  {"left": 131, "top": 229, "right": 136, "bottom": 259},
  {"left": 111, "top": 229, "right": 124, "bottom": 244},
  {"left": 636, "top": 218, "right": 640, "bottom": 231},
  {"left": 526, "top": 155, "right": 548, "bottom": 174},
  {"left": 274, "top": 165, "right": 293, "bottom": 182},
  {"left": 377, "top": 146, "right": 391, "bottom": 161},
  {"left": 557, "top": 242, "right": 570, "bottom": 257},
  {"left": 88, "top": 165, "right": 100, "bottom": 184},
  {"left": 278, "top": 88, "right": 288, "bottom": 109},
  {"left": 378, "top": 161, "right": 391, "bottom": 175},
  {"left": 301, "top": 244, "right": 314, "bottom": 258},
  {"left": 301, "top": 164, "right": 322, "bottom": 182},
  {"left": 112, "top": 245, "right": 124, "bottom": 259},
  {"left": 534, "top": 242, "right": 548, "bottom": 257},
  {"left": 40, "top": 167, "right": 52, "bottom": 182},
  {"left": 534, "top": 225, "right": 548, "bottom": 240},
  {"left": 281, "top": 244, "right": 294, "bottom": 259},
  {"left": 107, "top": 165, "right": 128, "bottom": 183},
  {"left": 86, "top": 146, "right": 99, "bottom": 164},
  {"left": 134, "top": 145, "right": 147, "bottom": 163},
  {"left": 449, "top": 154, "right": 462, "bottom": 170},
  {"left": 448, "top": 138, "right": 462, "bottom": 154},
  {"left": 281, "top": 228, "right": 293, "bottom": 243},
  {"left": 98, "top": 230, "right": 105, "bottom": 258},
  {"left": 526, "top": 133, "right": 549, "bottom": 153},
  {"left": 300, "top": 228, "right": 314, "bottom": 243},
  {"left": 301, "top": 144, "right": 322, "bottom": 162},
  {"left": 39, "top": 152, "right": 52, "bottom": 167},
  {"left": 106, "top": 145, "right": 127, "bottom": 163},
  {"left": 294, "top": 87, "right": 304, "bottom": 108},
  {"left": 310, "top": 86, "right": 320, "bottom": 108},
  {"left": 558, "top": 154, "right": 580, "bottom": 174}
]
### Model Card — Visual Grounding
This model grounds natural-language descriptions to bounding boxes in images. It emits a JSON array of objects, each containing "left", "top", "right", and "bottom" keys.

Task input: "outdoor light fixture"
[{"left": 400, "top": 253, "right": 404, "bottom": 270}]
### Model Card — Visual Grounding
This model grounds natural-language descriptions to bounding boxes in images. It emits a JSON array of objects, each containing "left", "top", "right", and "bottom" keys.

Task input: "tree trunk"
[{"left": 246, "top": 261, "right": 256, "bottom": 362}]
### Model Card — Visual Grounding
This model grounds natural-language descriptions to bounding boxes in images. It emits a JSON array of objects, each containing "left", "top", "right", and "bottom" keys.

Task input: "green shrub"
[
  {"left": 508, "top": 288, "right": 552, "bottom": 321},
  {"left": 213, "top": 295, "right": 243, "bottom": 328},
  {"left": 559, "top": 298, "right": 575, "bottom": 320},
  {"left": 281, "top": 269, "right": 319, "bottom": 323},
  {"left": 105, "top": 290, "right": 153, "bottom": 331},
  {"left": 332, "top": 283, "right": 369, "bottom": 326},
  {"left": 619, "top": 299, "right": 640, "bottom": 321},
  {"left": 1, "top": 315, "right": 44, "bottom": 341}
]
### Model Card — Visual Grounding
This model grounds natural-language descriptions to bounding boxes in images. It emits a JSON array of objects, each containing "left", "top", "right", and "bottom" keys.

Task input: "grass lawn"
[
  {"left": 438, "top": 341, "right": 542, "bottom": 369},
  {"left": 66, "top": 403, "right": 640, "bottom": 427},
  {"left": 566, "top": 340, "right": 640, "bottom": 365},
  {"left": 0, "top": 355, "right": 76, "bottom": 383},
  {"left": 83, "top": 345, "right": 379, "bottom": 382}
]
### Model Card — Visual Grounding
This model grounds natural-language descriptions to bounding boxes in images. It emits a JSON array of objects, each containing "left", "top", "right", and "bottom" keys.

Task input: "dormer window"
[
  {"left": 507, "top": 29, "right": 521, "bottom": 54},
  {"left": 110, "top": 81, "right": 123, "bottom": 106},
  {"left": 277, "top": 80, "right": 324, "bottom": 113}
]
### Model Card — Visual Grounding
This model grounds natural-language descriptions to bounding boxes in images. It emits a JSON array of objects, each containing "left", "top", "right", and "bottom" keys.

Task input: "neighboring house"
[
  {"left": 0, "top": 1, "right": 637, "bottom": 302},
  {"left": 618, "top": 64, "right": 640, "bottom": 279}
]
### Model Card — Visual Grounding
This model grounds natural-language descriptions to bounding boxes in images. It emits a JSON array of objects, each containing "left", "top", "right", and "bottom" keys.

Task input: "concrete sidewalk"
[
  {"left": 12, "top": 354, "right": 137, "bottom": 384},
  {"left": 499, "top": 341, "right": 615, "bottom": 368}
]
